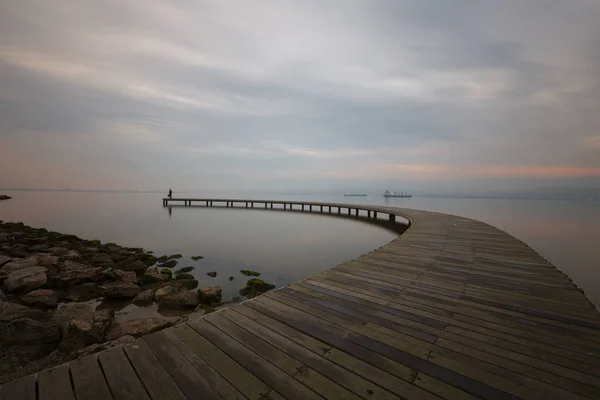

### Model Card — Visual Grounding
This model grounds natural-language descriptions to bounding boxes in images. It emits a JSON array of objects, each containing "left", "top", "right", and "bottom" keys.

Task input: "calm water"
[{"left": 1, "top": 191, "right": 599, "bottom": 307}]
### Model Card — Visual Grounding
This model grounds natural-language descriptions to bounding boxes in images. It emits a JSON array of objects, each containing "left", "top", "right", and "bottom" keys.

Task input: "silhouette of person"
[{"left": 168, "top": 188, "right": 172, "bottom": 199}]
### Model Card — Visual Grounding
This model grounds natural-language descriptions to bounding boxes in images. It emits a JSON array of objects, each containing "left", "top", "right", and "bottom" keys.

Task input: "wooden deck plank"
[
  {"left": 123, "top": 338, "right": 187, "bottom": 400},
  {"left": 97, "top": 346, "right": 150, "bottom": 400},
  {"left": 69, "top": 354, "right": 113, "bottom": 400},
  {"left": 38, "top": 363, "right": 75, "bottom": 400},
  {"left": 0, "top": 374, "right": 37, "bottom": 400}
]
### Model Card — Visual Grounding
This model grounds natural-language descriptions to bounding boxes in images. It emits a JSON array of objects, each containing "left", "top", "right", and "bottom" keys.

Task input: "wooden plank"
[
  {"left": 162, "top": 328, "right": 246, "bottom": 400},
  {"left": 225, "top": 308, "right": 401, "bottom": 400},
  {"left": 123, "top": 338, "right": 187, "bottom": 400},
  {"left": 38, "top": 363, "right": 75, "bottom": 400},
  {"left": 70, "top": 354, "right": 113, "bottom": 400},
  {"left": 0, "top": 374, "right": 37, "bottom": 400},
  {"left": 413, "top": 373, "right": 479, "bottom": 400},
  {"left": 187, "top": 318, "right": 323, "bottom": 400},
  {"left": 144, "top": 331, "right": 220, "bottom": 400},
  {"left": 97, "top": 346, "right": 150, "bottom": 400},
  {"left": 170, "top": 323, "right": 270, "bottom": 400}
]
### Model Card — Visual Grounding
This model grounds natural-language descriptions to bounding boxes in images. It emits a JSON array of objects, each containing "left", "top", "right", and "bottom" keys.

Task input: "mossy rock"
[
  {"left": 160, "top": 259, "right": 178, "bottom": 268},
  {"left": 167, "top": 254, "right": 182, "bottom": 260},
  {"left": 136, "top": 253, "right": 158, "bottom": 266},
  {"left": 176, "top": 273, "right": 194, "bottom": 280},
  {"left": 175, "top": 266, "right": 194, "bottom": 274},
  {"left": 191, "top": 256, "right": 204, "bottom": 261},
  {"left": 157, "top": 255, "right": 168, "bottom": 263},
  {"left": 240, "top": 269, "right": 261, "bottom": 277},
  {"left": 239, "top": 278, "right": 275, "bottom": 297},
  {"left": 207, "top": 271, "right": 217, "bottom": 278},
  {"left": 160, "top": 269, "right": 173, "bottom": 276}
]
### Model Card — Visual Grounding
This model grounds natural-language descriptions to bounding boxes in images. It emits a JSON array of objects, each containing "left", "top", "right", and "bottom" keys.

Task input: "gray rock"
[
  {"left": 198, "top": 286, "right": 222, "bottom": 304},
  {"left": 29, "top": 244, "right": 51, "bottom": 252},
  {"left": 0, "top": 255, "right": 12, "bottom": 267},
  {"left": 105, "top": 317, "right": 178, "bottom": 341},
  {"left": 154, "top": 285, "right": 176, "bottom": 302},
  {"left": 54, "top": 261, "right": 103, "bottom": 287},
  {"left": 3, "top": 266, "right": 47, "bottom": 293},
  {"left": 0, "top": 289, "right": 7, "bottom": 302},
  {"left": 132, "top": 289, "right": 154, "bottom": 306},
  {"left": 62, "top": 283, "right": 99, "bottom": 302},
  {"left": 62, "top": 250, "right": 83, "bottom": 261},
  {"left": 98, "top": 282, "right": 141, "bottom": 299},
  {"left": 0, "top": 256, "right": 38, "bottom": 278},
  {"left": 116, "top": 258, "right": 147, "bottom": 275},
  {"left": 58, "top": 308, "right": 113, "bottom": 353},
  {"left": 158, "top": 289, "right": 198, "bottom": 310},
  {"left": 36, "top": 254, "right": 59, "bottom": 267},
  {"left": 22, "top": 289, "right": 59, "bottom": 308},
  {"left": 207, "top": 271, "right": 217, "bottom": 278},
  {"left": 0, "top": 318, "right": 61, "bottom": 344},
  {"left": 174, "top": 266, "right": 194, "bottom": 274},
  {"left": 1, "top": 301, "right": 48, "bottom": 323},
  {"left": 49, "top": 247, "right": 70, "bottom": 256},
  {"left": 139, "top": 272, "right": 171, "bottom": 284},
  {"left": 175, "top": 273, "right": 194, "bottom": 280},
  {"left": 114, "top": 269, "right": 137, "bottom": 283}
]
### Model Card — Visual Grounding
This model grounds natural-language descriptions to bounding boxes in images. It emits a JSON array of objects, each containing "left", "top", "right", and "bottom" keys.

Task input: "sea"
[{"left": 1, "top": 190, "right": 599, "bottom": 308}]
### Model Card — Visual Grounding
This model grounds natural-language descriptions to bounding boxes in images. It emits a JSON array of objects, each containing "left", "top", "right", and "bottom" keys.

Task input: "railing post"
[
  {"left": 374, "top": 211, "right": 377, "bottom": 219},
  {"left": 355, "top": 209, "right": 358, "bottom": 216},
  {"left": 368, "top": 211, "right": 371, "bottom": 218}
]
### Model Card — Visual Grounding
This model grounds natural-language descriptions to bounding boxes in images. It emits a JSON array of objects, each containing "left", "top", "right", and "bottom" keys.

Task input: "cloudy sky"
[{"left": 1, "top": 0, "right": 599, "bottom": 193}]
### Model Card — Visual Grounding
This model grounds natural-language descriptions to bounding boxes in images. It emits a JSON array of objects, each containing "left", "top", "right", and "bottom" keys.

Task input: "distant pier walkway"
[{"left": 2, "top": 200, "right": 600, "bottom": 399}]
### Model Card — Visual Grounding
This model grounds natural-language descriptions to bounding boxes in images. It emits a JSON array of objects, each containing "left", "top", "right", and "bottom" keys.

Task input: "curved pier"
[{"left": 2, "top": 201, "right": 599, "bottom": 400}]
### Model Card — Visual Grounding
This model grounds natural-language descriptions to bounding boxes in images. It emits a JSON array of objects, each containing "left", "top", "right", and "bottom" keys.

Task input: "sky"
[{"left": 1, "top": 0, "right": 600, "bottom": 195}]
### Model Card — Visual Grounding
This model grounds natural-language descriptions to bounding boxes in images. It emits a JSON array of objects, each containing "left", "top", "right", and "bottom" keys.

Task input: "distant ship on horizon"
[{"left": 383, "top": 190, "right": 412, "bottom": 198}]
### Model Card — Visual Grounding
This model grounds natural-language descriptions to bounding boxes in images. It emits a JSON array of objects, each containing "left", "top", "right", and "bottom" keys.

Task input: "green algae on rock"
[{"left": 240, "top": 269, "right": 261, "bottom": 277}]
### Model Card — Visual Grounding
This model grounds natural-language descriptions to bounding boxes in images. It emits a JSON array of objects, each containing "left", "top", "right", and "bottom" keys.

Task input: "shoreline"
[{"left": 0, "top": 220, "right": 270, "bottom": 384}]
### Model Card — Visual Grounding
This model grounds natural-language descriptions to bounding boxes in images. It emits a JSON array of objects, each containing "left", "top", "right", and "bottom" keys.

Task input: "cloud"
[{"left": 0, "top": 0, "right": 599, "bottom": 192}]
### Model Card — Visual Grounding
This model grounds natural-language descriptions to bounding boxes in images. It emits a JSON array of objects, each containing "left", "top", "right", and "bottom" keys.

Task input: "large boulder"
[
  {"left": 1, "top": 318, "right": 61, "bottom": 345},
  {"left": 98, "top": 282, "right": 141, "bottom": 299},
  {"left": 154, "top": 286, "right": 176, "bottom": 302},
  {"left": 114, "top": 269, "right": 137, "bottom": 283},
  {"left": 132, "top": 289, "right": 154, "bottom": 306},
  {"left": 53, "top": 261, "right": 103, "bottom": 287},
  {"left": 198, "top": 286, "right": 222, "bottom": 304},
  {"left": 158, "top": 289, "right": 198, "bottom": 310},
  {"left": 3, "top": 266, "right": 47, "bottom": 293},
  {"left": 116, "top": 257, "right": 147, "bottom": 275},
  {"left": 58, "top": 308, "right": 113, "bottom": 353},
  {"left": 0, "top": 301, "right": 48, "bottom": 323},
  {"left": 105, "top": 317, "right": 178, "bottom": 341},
  {"left": 0, "top": 256, "right": 38, "bottom": 278},
  {"left": 22, "top": 289, "right": 59, "bottom": 308},
  {"left": 0, "top": 255, "right": 12, "bottom": 267}
]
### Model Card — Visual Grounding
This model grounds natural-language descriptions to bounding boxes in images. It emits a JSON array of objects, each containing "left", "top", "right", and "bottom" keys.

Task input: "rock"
[
  {"left": 58, "top": 308, "right": 113, "bottom": 352},
  {"left": 9, "top": 247, "right": 30, "bottom": 258},
  {"left": 53, "top": 304, "right": 93, "bottom": 331},
  {"left": 49, "top": 247, "right": 70, "bottom": 256},
  {"left": 116, "top": 258, "right": 147, "bottom": 275},
  {"left": 207, "top": 271, "right": 217, "bottom": 278},
  {"left": 160, "top": 260, "right": 178, "bottom": 268},
  {"left": 4, "top": 267, "right": 47, "bottom": 293},
  {"left": 170, "top": 279, "right": 198, "bottom": 290},
  {"left": 168, "top": 254, "right": 182, "bottom": 260},
  {"left": 114, "top": 269, "right": 137, "bottom": 283},
  {"left": 138, "top": 272, "right": 171, "bottom": 284},
  {"left": 239, "top": 279, "right": 275, "bottom": 297},
  {"left": 98, "top": 282, "right": 141, "bottom": 299},
  {"left": 191, "top": 256, "right": 204, "bottom": 261},
  {"left": 154, "top": 286, "right": 176, "bottom": 302},
  {"left": 0, "top": 195, "right": 12, "bottom": 200},
  {"left": 175, "top": 273, "right": 194, "bottom": 280},
  {"left": 228, "top": 276, "right": 234, "bottom": 281},
  {"left": 0, "top": 255, "right": 13, "bottom": 267},
  {"left": 0, "top": 256, "right": 39, "bottom": 278},
  {"left": 1, "top": 318, "right": 61, "bottom": 345},
  {"left": 147, "top": 267, "right": 158, "bottom": 274},
  {"left": 174, "top": 266, "right": 194, "bottom": 274},
  {"left": 91, "top": 253, "right": 115, "bottom": 268},
  {"left": 132, "top": 289, "right": 154, "bottom": 306},
  {"left": 22, "top": 289, "right": 59, "bottom": 308},
  {"left": 62, "top": 283, "right": 99, "bottom": 302},
  {"left": 54, "top": 261, "right": 103, "bottom": 287},
  {"left": 197, "top": 286, "right": 222, "bottom": 304},
  {"left": 240, "top": 269, "right": 261, "bottom": 277},
  {"left": 36, "top": 254, "right": 59, "bottom": 267},
  {"left": 29, "top": 244, "right": 51, "bottom": 252},
  {"left": 0, "top": 289, "right": 7, "bottom": 302},
  {"left": 62, "top": 250, "right": 83, "bottom": 261},
  {"left": 157, "top": 255, "right": 168, "bottom": 263},
  {"left": 1, "top": 301, "right": 48, "bottom": 323},
  {"left": 158, "top": 289, "right": 198, "bottom": 310},
  {"left": 160, "top": 269, "right": 172, "bottom": 277},
  {"left": 136, "top": 253, "right": 157, "bottom": 267},
  {"left": 72, "top": 335, "right": 136, "bottom": 359},
  {"left": 105, "top": 317, "right": 177, "bottom": 341}
]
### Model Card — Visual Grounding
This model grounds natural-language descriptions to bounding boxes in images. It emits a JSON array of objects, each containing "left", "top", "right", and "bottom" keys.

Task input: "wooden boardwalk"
[{"left": 2, "top": 201, "right": 600, "bottom": 400}]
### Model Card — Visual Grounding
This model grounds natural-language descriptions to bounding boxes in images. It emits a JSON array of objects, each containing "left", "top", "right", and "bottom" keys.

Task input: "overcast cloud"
[{"left": 1, "top": 0, "right": 599, "bottom": 193}]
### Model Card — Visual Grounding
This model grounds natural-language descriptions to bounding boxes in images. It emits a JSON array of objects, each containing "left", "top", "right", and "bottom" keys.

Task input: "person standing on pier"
[{"left": 168, "top": 188, "right": 172, "bottom": 199}]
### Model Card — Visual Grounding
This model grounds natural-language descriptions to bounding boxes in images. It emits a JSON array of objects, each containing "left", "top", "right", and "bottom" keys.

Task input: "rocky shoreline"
[{"left": 0, "top": 220, "right": 275, "bottom": 384}]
